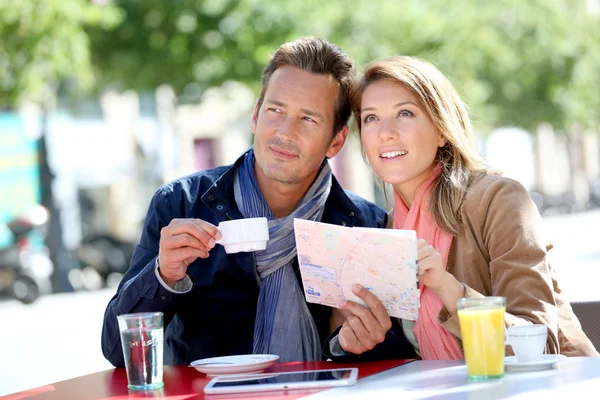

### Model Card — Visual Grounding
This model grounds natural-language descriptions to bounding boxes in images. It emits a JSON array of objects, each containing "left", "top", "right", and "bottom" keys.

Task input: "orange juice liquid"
[{"left": 458, "top": 306, "right": 505, "bottom": 379}]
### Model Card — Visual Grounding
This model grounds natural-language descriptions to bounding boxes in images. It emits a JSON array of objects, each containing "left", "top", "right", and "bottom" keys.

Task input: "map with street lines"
[{"left": 294, "top": 219, "right": 420, "bottom": 320}]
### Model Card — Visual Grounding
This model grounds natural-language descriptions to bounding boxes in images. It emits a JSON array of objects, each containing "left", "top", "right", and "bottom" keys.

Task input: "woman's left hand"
[{"left": 417, "top": 239, "right": 447, "bottom": 292}]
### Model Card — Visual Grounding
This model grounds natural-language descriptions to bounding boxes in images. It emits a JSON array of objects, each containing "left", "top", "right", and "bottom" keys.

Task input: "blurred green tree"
[
  {"left": 89, "top": 0, "right": 600, "bottom": 133},
  {"left": 88, "top": 0, "right": 298, "bottom": 103},
  {"left": 302, "top": 0, "right": 600, "bottom": 133},
  {"left": 424, "top": 0, "right": 600, "bottom": 133},
  {"left": 0, "top": 0, "right": 122, "bottom": 108}
]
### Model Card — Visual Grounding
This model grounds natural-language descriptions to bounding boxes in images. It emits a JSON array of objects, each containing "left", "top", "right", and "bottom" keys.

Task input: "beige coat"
[{"left": 397, "top": 173, "right": 598, "bottom": 356}]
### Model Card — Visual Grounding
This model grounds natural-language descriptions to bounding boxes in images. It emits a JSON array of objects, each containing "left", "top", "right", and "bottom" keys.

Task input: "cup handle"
[
  {"left": 214, "top": 229, "right": 223, "bottom": 245},
  {"left": 504, "top": 327, "right": 511, "bottom": 347}
]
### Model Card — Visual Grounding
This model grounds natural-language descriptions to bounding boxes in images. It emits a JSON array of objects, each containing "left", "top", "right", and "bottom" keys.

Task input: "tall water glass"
[
  {"left": 457, "top": 297, "right": 506, "bottom": 381},
  {"left": 117, "top": 312, "right": 164, "bottom": 390}
]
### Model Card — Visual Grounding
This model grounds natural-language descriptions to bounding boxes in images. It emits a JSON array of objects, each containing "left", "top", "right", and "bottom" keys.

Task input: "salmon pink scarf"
[{"left": 393, "top": 163, "right": 463, "bottom": 360}]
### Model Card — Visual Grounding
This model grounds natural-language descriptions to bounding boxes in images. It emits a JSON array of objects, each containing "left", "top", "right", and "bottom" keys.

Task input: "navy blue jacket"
[{"left": 101, "top": 152, "right": 415, "bottom": 366}]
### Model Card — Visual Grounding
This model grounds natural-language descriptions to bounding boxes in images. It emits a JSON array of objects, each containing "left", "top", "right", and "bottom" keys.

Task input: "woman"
[{"left": 350, "top": 56, "right": 597, "bottom": 359}]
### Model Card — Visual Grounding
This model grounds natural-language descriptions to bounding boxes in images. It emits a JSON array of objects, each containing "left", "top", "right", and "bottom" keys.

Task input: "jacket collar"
[{"left": 200, "top": 149, "right": 359, "bottom": 226}]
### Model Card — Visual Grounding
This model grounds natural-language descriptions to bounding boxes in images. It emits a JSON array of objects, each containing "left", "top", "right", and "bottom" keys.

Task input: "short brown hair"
[{"left": 258, "top": 37, "right": 356, "bottom": 135}]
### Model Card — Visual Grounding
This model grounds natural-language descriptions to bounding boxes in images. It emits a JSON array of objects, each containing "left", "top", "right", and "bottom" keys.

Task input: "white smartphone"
[{"left": 203, "top": 368, "right": 358, "bottom": 395}]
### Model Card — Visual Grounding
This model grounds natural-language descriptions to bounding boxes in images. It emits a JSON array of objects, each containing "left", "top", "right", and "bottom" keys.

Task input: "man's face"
[{"left": 251, "top": 66, "right": 348, "bottom": 186}]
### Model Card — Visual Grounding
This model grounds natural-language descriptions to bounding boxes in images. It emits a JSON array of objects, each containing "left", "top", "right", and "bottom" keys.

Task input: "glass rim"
[
  {"left": 457, "top": 296, "right": 506, "bottom": 308},
  {"left": 117, "top": 312, "right": 163, "bottom": 321}
]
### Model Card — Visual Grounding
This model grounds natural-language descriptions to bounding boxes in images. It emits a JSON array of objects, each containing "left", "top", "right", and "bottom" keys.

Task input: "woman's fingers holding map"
[{"left": 417, "top": 239, "right": 446, "bottom": 291}]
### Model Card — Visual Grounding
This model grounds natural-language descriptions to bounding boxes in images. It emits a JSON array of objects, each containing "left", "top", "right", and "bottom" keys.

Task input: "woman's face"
[{"left": 359, "top": 80, "right": 447, "bottom": 202}]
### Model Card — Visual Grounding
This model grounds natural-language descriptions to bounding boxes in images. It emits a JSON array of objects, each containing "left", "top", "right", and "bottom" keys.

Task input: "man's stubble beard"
[
  {"left": 256, "top": 137, "right": 305, "bottom": 185},
  {"left": 256, "top": 158, "right": 302, "bottom": 185}
]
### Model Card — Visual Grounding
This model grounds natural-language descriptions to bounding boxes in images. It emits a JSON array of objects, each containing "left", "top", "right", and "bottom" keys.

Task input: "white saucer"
[
  {"left": 190, "top": 354, "right": 279, "bottom": 376},
  {"left": 505, "top": 354, "right": 567, "bottom": 372}
]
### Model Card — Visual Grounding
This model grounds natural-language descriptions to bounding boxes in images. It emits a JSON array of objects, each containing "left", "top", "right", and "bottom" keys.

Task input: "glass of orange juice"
[{"left": 457, "top": 297, "right": 506, "bottom": 381}]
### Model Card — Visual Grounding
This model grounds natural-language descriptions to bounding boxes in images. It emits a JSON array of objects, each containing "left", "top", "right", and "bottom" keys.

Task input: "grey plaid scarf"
[{"left": 233, "top": 148, "right": 332, "bottom": 362}]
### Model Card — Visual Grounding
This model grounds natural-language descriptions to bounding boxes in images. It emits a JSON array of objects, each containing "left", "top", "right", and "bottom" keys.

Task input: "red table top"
[{"left": 1, "top": 359, "right": 413, "bottom": 400}]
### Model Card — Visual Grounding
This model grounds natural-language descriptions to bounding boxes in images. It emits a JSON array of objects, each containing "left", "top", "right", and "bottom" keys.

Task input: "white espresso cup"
[
  {"left": 506, "top": 324, "right": 548, "bottom": 363},
  {"left": 215, "top": 217, "right": 269, "bottom": 254}
]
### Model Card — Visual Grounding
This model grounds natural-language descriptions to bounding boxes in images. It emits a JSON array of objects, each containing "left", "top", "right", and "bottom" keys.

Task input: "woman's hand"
[
  {"left": 417, "top": 239, "right": 446, "bottom": 292},
  {"left": 417, "top": 238, "right": 465, "bottom": 314}
]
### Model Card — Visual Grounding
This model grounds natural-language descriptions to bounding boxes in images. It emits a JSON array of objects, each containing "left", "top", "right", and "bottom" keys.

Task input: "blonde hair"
[{"left": 351, "top": 56, "right": 489, "bottom": 235}]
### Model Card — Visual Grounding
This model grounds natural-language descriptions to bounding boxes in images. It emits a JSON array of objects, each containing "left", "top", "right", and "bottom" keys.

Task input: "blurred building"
[
  {"left": 485, "top": 123, "right": 600, "bottom": 215},
  {"left": 9, "top": 82, "right": 377, "bottom": 258},
  {"left": 0, "top": 114, "right": 40, "bottom": 247}
]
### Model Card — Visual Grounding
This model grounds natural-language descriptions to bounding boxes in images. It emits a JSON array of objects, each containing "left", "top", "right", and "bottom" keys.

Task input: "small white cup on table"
[{"left": 506, "top": 324, "right": 548, "bottom": 363}]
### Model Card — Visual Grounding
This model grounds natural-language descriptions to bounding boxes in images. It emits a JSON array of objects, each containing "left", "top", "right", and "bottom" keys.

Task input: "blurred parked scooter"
[
  {"left": 70, "top": 233, "right": 135, "bottom": 289},
  {"left": 0, "top": 205, "right": 53, "bottom": 304}
]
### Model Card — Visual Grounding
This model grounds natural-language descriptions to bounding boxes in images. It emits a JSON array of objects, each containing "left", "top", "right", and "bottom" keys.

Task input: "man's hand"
[
  {"left": 338, "top": 284, "right": 392, "bottom": 354},
  {"left": 158, "top": 219, "right": 221, "bottom": 288}
]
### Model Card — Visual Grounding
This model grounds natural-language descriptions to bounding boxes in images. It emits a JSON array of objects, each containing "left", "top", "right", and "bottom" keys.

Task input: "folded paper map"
[{"left": 294, "top": 219, "right": 420, "bottom": 321}]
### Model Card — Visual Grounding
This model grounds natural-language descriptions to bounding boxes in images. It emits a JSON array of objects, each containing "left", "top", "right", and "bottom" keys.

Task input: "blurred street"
[
  {"left": 0, "top": 288, "right": 114, "bottom": 396},
  {"left": 544, "top": 210, "right": 600, "bottom": 303},
  {"left": 0, "top": 210, "right": 599, "bottom": 396}
]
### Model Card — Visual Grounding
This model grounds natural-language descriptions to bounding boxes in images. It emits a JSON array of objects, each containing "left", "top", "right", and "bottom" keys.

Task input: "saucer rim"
[
  {"left": 190, "top": 354, "right": 279, "bottom": 367},
  {"left": 504, "top": 354, "right": 566, "bottom": 367},
  {"left": 190, "top": 354, "right": 279, "bottom": 375}
]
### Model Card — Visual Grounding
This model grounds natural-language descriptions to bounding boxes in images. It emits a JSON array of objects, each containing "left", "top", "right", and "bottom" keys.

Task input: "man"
[{"left": 101, "top": 37, "right": 415, "bottom": 366}]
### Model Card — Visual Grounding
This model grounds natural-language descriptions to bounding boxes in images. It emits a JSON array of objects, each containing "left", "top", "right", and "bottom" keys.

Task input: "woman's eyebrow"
[{"left": 361, "top": 101, "right": 419, "bottom": 113}]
